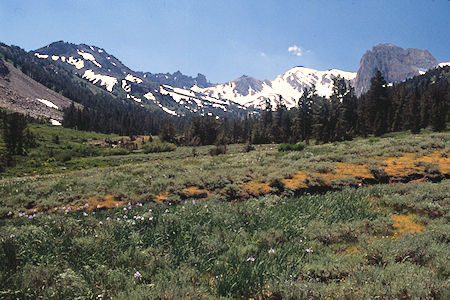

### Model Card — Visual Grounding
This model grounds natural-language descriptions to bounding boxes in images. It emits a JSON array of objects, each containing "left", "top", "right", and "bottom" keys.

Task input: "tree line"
[
  {"left": 0, "top": 42, "right": 448, "bottom": 146},
  {"left": 160, "top": 66, "right": 448, "bottom": 146}
]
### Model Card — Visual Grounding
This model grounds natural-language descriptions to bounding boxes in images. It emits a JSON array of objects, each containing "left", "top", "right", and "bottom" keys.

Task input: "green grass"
[
  {"left": 1, "top": 181, "right": 449, "bottom": 299},
  {"left": 0, "top": 128, "right": 449, "bottom": 298}
]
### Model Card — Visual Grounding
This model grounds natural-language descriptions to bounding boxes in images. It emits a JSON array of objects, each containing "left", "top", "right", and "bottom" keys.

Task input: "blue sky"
[{"left": 1, "top": 0, "right": 449, "bottom": 83}]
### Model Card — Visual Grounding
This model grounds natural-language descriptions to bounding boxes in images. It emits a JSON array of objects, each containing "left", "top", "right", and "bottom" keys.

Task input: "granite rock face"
[{"left": 355, "top": 44, "right": 438, "bottom": 96}]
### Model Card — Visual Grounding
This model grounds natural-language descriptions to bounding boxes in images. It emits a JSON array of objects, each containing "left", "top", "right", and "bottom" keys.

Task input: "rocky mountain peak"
[{"left": 354, "top": 43, "right": 438, "bottom": 96}]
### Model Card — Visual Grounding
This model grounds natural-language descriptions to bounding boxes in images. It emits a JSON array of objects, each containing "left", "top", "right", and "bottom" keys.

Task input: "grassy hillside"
[
  {"left": 0, "top": 129, "right": 449, "bottom": 298},
  {"left": 1, "top": 123, "right": 177, "bottom": 177}
]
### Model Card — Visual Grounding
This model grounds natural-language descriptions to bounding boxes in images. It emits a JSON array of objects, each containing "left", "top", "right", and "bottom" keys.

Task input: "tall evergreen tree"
[
  {"left": 429, "top": 80, "right": 448, "bottom": 132},
  {"left": 294, "top": 87, "right": 314, "bottom": 144},
  {"left": 366, "top": 70, "right": 390, "bottom": 136},
  {"left": 160, "top": 119, "right": 177, "bottom": 143},
  {"left": 407, "top": 87, "right": 421, "bottom": 133},
  {"left": 272, "top": 96, "right": 287, "bottom": 143},
  {"left": 2, "top": 112, "right": 28, "bottom": 156}
]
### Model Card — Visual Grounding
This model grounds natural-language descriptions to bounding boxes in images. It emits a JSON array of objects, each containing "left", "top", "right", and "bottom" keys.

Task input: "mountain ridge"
[{"left": 29, "top": 41, "right": 449, "bottom": 114}]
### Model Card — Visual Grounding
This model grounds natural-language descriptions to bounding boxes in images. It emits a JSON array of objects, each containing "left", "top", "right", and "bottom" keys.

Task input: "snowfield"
[
  {"left": 82, "top": 70, "right": 117, "bottom": 92},
  {"left": 37, "top": 98, "right": 59, "bottom": 109},
  {"left": 125, "top": 74, "right": 143, "bottom": 84},
  {"left": 67, "top": 56, "right": 85, "bottom": 69},
  {"left": 50, "top": 119, "right": 62, "bottom": 126},
  {"left": 77, "top": 50, "right": 102, "bottom": 68},
  {"left": 34, "top": 53, "right": 48, "bottom": 59}
]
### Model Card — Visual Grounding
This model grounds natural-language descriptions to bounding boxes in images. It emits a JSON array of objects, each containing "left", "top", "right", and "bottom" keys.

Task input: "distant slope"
[{"left": 0, "top": 59, "right": 72, "bottom": 123}]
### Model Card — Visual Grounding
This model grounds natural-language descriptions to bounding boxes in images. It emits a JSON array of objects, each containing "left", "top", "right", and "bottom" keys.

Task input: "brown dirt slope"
[{"left": 0, "top": 60, "right": 73, "bottom": 120}]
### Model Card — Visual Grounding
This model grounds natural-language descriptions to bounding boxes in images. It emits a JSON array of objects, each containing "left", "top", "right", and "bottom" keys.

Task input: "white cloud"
[
  {"left": 260, "top": 52, "right": 266, "bottom": 57},
  {"left": 288, "top": 45, "right": 302, "bottom": 56}
]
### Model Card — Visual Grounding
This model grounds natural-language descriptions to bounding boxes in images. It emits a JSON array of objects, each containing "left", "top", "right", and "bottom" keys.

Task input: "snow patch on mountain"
[
  {"left": 438, "top": 62, "right": 450, "bottom": 68},
  {"left": 37, "top": 98, "right": 59, "bottom": 109},
  {"left": 34, "top": 53, "right": 48, "bottom": 59},
  {"left": 193, "top": 67, "right": 356, "bottom": 109},
  {"left": 50, "top": 119, "right": 62, "bottom": 126},
  {"left": 144, "top": 92, "right": 156, "bottom": 101},
  {"left": 125, "top": 74, "right": 142, "bottom": 83},
  {"left": 67, "top": 56, "right": 85, "bottom": 69},
  {"left": 77, "top": 50, "right": 102, "bottom": 68},
  {"left": 122, "top": 80, "right": 131, "bottom": 92},
  {"left": 159, "top": 105, "right": 178, "bottom": 116},
  {"left": 131, "top": 95, "right": 141, "bottom": 102},
  {"left": 143, "top": 90, "right": 179, "bottom": 116},
  {"left": 82, "top": 70, "right": 117, "bottom": 92}
]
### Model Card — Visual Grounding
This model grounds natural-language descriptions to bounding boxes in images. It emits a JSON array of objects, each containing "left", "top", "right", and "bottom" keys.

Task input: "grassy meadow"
[{"left": 0, "top": 124, "right": 449, "bottom": 299}]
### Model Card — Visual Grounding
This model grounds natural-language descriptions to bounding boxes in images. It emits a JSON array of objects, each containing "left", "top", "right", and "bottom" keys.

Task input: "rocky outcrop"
[{"left": 354, "top": 44, "right": 438, "bottom": 96}]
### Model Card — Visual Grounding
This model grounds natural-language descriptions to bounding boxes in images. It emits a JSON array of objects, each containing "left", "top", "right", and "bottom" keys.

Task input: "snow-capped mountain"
[
  {"left": 33, "top": 41, "right": 252, "bottom": 117},
  {"left": 192, "top": 67, "right": 357, "bottom": 109},
  {"left": 32, "top": 41, "right": 447, "bottom": 117},
  {"left": 34, "top": 41, "right": 359, "bottom": 113}
]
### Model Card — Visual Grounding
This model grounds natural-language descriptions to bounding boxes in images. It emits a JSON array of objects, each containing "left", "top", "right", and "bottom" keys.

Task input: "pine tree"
[
  {"left": 2, "top": 112, "right": 28, "bottom": 156},
  {"left": 407, "top": 87, "right": 421, "bottom": 134},
  {"left": 430, "top": 81, "right": 448, "bottom": 132},
  {"left": 366, "top": 70, "right": 390, "bottom": 136},
  {"left": 294, "top": 87, "right": 313, "bottom": 144},
  {"left": 312, "top": 96, "right": 331, "bottom": 143},
  {"left": 262, "top": 99, "right": 273, "bottom": 142},
  {"left": 160, "top": 119, "right": 177, "bottom": 143},
  {"left": 272, "top": 96, "right": 287, "bottom": 143},
  {"left": 332, "top": 77, "right": 357, "bottom": 140}
]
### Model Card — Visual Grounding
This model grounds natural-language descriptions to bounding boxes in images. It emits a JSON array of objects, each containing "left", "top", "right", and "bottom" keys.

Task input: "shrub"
[
  {"left": 278, "top": 142, "right": 306, "bottom": 152},
  {"left": 55, "top": 151, "right": 72, "bottom": 162},
  {"left": 424, "top": 163, "right": 441, "bottom": 175},
  {"left": 209, "top": 144, "right": 227, "bottom": 156},
  {"left": 244, "top": 142, "right": 255, "bottom": 152},
  {"left": 368, "top": 137, "right": 380, "bottom": 143},
  {"left": 143, "top": 141, "right": 176, "bottom": 154},
  {"left": 269, "top": 178, "right": 284, "bottom": 193},
  {"left": 102, "top": 147, "right": 131, "bottom": 156},
  {"left": 367, "top": 163, "right": 389, "bottom": 182}
]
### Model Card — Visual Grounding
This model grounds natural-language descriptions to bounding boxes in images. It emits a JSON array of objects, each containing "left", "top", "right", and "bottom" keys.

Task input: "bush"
[
  {"left": 367, "top": 163, "right": 389, "bottom": 182},
  {"left": 209, "top": 144, "right": 227, "bottom": 156},
  {"left": 244, "top": 142, "right": 255, "bottom": 152},
  {"left": 277, "top": 142, "right": 306, "bottom": 152},
  {"left": 102, "top": 147, "right": 131, "bottom": 156},
  {"left": 368, "top": 137, "right": 380, "bottom": 143},
  {"left": 143, "top": 141, "right": 176, "bottom": 154},
  {"left": 55, "top": 151, "right": 72, "bottom": 162}
]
